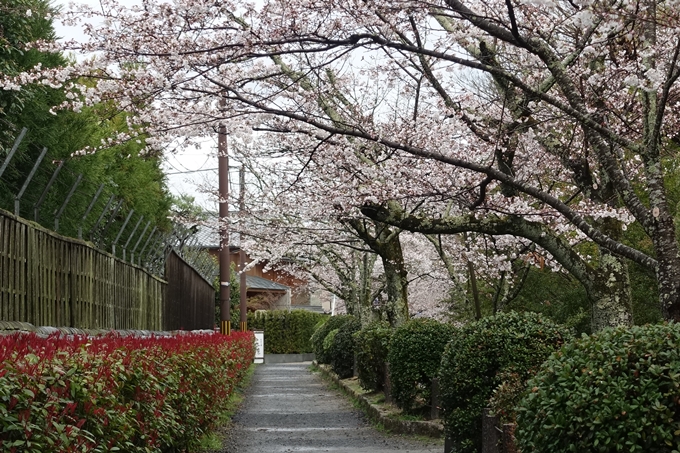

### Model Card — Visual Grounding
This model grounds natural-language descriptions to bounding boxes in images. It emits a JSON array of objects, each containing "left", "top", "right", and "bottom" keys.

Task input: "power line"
[
  {"left": 164, "top": 164, "right": 245, "bottom": 175},
  {"left": 165, "top": 167, "right": 218, "bottom": 175}
]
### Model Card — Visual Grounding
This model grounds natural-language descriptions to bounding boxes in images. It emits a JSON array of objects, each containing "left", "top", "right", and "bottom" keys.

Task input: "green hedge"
[
  {"left": 330, "top": 317, "right": 362, "bottom": 379},
  {"left": 517, "top": 322, "right": 680, "bottom": 453},
  {"left": 248, "top": 310, "right": 326, "bottom": 354},
  {"left": 439, "top": 311, "right": 571, "bottom": 453},
  {"left": 387, "top": 318, "right": 456, "bottom": 413},
  {"left": 311, "top": 315, "right": 353, "bottom": 364},
  {"left": 324, "top": 328, "right": 339, "bottom": 353},
  {"left": 354, "top": 320, "right": 393, "bottom": 392}
]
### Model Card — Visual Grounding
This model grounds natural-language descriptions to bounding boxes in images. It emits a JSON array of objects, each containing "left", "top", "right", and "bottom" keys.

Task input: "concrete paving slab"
[{"left": 224, "top": 362, "right": 443, "bottom": 453}]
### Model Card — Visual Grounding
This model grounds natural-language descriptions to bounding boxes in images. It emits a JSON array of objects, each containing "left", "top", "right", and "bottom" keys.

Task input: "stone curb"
[
  {"left": 315, "top": 362, "right": 444, "bottom": 439},
  {"left": 0, "top": 321, "right": 213, "bottom": 337}
]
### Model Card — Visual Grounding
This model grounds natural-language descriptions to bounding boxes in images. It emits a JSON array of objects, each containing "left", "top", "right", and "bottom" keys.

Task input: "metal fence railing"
[{"left": 0, "top": 128, "right": 218, "bottom": 284}]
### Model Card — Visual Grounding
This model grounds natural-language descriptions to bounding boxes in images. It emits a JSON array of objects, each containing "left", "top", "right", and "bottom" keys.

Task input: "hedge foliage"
[
  {"left": 329, "top": 317, "right": 362, "bottom": 379},
  {"left": 439, "top": 311, "right": 571, "bottom": 453},
  {"left": 324, "top": 329, "right": 340, "bottom": 353},
  {"left": 311, "top": 315, "right": 353, "bottom": 364},
  {"left": 0, "top": 331, "right": 254, "bottom": 452},
  {"left": 354, "top": 320, "right": 393, "bottom": 392},
  {"left": 248, "top": 309, "right": 326, "bottom": 354},
  {"left": 387, "top": 318, "right": 456, "bottom": 413},
  {"left": 517, "top": 323, "right": 680, "bottom": 453}
]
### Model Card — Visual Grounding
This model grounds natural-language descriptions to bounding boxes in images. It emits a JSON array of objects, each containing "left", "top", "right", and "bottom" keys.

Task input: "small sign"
[{"left": 254, "top": 331, "right": 264, "bottom": 364}]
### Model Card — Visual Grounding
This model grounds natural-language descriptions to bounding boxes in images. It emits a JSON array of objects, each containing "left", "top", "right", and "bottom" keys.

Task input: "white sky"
[{"left": 53, "top": 0, "right": 220, "bottom": 212}]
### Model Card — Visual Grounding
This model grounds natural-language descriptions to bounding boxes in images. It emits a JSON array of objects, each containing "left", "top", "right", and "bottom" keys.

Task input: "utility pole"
[
  {"left": 218, "top": 121, "right": 231, "bottom": 335},
  {"left": 239, "top": 166, "right": 248, "bottom": 332}
]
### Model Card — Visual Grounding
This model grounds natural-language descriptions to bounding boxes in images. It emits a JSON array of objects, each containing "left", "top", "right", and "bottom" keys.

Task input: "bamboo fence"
[{"left": 0, "top": 207, "right": 214, "bottom": 331}]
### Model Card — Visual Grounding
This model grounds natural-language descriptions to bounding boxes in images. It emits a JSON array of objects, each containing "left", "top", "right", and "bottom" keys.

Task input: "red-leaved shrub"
[{"left": 0, "top": 331, "right": 254, "bottom": 452}]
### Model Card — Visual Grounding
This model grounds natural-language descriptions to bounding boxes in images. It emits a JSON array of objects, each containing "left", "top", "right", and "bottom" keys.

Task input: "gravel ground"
[{"left": 217, "top": 362, "right": 443, "bottom": 453}]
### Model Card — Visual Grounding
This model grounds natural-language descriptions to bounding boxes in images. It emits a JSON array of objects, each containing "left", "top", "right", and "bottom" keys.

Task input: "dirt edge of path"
[{"left": 202, "top": 363, "right": 259, "bottom": 453}]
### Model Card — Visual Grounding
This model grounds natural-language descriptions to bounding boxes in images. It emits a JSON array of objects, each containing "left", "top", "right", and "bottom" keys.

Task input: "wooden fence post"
[
  {"left": 444, "top": 436, "right": 455, "bottom": 453},
  {"left": 384, "top": 362, "right": 393, "bottom": 404},
  {"left": 431, "top": 377, "right": 441, "bottom": 420},
  {"left": 502, "top": 423, "right": 518, "bottom": 453},
  {"left": 482, "top": 408, "right": 501, "bottom": 453}
]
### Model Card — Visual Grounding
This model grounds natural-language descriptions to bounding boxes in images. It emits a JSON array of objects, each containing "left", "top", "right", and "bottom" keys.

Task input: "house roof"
[
  {"left": 194, "top": 223, "right": 220, "bottom": 248},
  {"left": 246, "top": 275, "right": 289, "bottom": 292}
]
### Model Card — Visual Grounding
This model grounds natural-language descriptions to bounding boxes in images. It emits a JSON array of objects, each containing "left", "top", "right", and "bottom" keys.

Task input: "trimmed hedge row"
[
  {"left": 330, "top": 317, "right": 362, "bottom": 379},
  {"left": 313, "top": 313, "right": 680, "bottom": 453},
  {"left": 389, "top": 318, "right": 456, "bottom": 413},
  {"left": 439, "top": 311, "right": 571, "bottom": 453},
  {"left": 354, "top": 320, "right": 392, "bottom": 392},
  {"left": 517, "top": 322, "right": 680, "bottom": 453},
  {"left": 248, "top": 309, "right": 326, "bottom": 354},
  {"left": 311, "top": 316, "right": 455, "bottom": 408},
  {"left": 0, "top": 331, "right": 254, "bottom": 452},
  {"left": 311, "top": 315, "right": 354, "bottom": 364}
]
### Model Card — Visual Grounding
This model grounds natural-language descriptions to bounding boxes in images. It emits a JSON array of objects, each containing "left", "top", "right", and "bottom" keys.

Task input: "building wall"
[{"left": 208, "top": 247, "right": 310, "bottom": 305}]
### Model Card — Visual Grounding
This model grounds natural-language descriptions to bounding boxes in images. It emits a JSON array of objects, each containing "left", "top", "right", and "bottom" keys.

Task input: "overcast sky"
[{"left": 53, "top": 0, "right": 220, "bottom": 212}]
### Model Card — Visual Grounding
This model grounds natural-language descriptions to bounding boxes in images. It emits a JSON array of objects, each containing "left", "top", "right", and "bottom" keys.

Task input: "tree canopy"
[{"left": 11, "top": 0, "right": 680, "bottom": 326}]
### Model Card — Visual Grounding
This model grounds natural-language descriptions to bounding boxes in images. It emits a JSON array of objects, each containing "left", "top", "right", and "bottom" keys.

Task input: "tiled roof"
[
  {"left": 246, "top": 275, "right": 289, "bottom": 291},
  {"left": 194, "top": 224, "right": 220, "bottom": 248}
]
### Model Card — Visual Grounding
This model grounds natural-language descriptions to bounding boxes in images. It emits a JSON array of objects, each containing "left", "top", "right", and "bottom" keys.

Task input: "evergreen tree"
[{"left": 0, "top": 0, "right": 172, "bottom": 250}]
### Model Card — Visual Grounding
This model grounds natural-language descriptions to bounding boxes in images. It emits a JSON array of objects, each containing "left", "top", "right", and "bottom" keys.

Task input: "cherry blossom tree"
[
  {"left": 230, "top": 144, "right": 416, "bottom": 325},
  {"left": 230, "top": 136, "right": 547, "bottom": 325},
  {"left": 20, "top": 0, "right": 680, "bottom": 327}
]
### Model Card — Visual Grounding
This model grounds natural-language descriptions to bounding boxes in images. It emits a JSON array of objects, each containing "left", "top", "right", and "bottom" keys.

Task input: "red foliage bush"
[{"left": 0, "top": 331, "right": 254, "bottom": 452}]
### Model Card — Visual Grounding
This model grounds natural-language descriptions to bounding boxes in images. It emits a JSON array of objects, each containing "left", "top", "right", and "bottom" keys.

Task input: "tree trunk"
[
  {"left": 588, "top": 251, "right": 633, "bottom": 331},
  {"left": 651, "top": 219, "right": 680, "bottom": 321},
  {"left": 467, "top": 260, "right": 482, "bottom": 320},
  {"left": 361, "top": 204, "right": 634, "bottom": 331},
  {"left": 656, "top": 255, "right": 680, "bottom": 321},
  {"left": 347, "top": 218, "right": 410, "bottom": 327},
  {"left": 379, "top": 232, "right": 409, "bottom": 327}
]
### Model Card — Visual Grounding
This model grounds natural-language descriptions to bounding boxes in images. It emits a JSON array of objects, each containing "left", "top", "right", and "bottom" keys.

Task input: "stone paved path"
[{"left": 225, "top": 363, "right": 442, "bottom": 453}]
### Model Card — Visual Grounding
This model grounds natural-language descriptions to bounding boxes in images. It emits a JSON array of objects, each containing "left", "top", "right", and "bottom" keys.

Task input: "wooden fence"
[
  {"left": 0, "top": 208, "right": 214, "bottom": 331},
  {"left": 164, "top": 250, "right": 215, "bottom": 331}
]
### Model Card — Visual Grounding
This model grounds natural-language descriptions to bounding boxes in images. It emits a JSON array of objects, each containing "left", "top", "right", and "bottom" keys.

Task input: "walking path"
[{"left": 225, "top": 363, "right": 442, "bottom": 453}]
